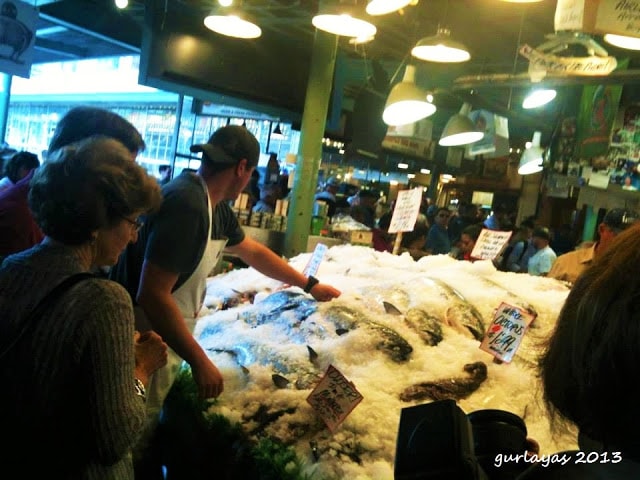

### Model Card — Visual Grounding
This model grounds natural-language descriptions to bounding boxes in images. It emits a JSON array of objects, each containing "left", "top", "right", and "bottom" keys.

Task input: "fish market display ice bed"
[{"left": 193, "top": 245, "right": 577, "bottom": 479}]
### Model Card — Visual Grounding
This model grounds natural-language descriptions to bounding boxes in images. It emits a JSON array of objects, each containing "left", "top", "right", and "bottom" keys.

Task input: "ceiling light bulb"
[
  {"left": 518, "top": 131, "right": 544, "bottom": 175},
  {"left": 439, "top": 102, "right": 484, "bottom": 147},
  {"left": 218, "top": 0, "right": 233, "bottom": 5},
  {"left": 204, "top": 14, "right": 262, "bottom": 39},
  {"left": 604, "top": 33, "right": 640, "bottom": 51},
  {"left": 522, "top": 89, "right": 557, "bottom": 109},
  {"left": 398, "top": 162, "right": 409, "bottom": 169},
  {"left": 411, "top": 28, "right": 470, "bottom": 63},
  {"left": 366, "top": 0, "right": 412, "bottom": 15},
  {"left": 382, "top": 65, "right": 436, "bottom": 126},
  {"left": 115, "top": 0, "right": 128, "bottom": 8},
  {"left": 312, "top": 4, "right": 377, "bottom": 38},
  {"left": 420, "top": 168, "right": 430, "bottom": 174}
]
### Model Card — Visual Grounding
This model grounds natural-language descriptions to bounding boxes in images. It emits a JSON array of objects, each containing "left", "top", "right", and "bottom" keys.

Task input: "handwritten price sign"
[
  {"left": 480, "top": 302, "right": 536, "bottom": 363},
  {"left": 388, "top": 188, "right": 423, "bottom": 234},
  {"left": 307, "top": 365, "right": 363, "bottom": 432},
  {"left": 470, "top": 228, "right": 512, "bottom": 260}
]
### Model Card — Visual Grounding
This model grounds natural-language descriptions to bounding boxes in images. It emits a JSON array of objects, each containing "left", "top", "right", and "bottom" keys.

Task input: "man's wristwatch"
[{"left": 304, "top": 275, "right": 319, "bottom": 293}]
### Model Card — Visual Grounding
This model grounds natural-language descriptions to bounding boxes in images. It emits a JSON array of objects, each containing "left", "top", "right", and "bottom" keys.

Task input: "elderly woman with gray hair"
[{"left": 0, "top": 136, "right": 167, "bottom": 479}]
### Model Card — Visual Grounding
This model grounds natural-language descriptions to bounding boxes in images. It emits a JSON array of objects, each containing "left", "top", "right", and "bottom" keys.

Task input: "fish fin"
[
  {"left": 241, "top": 365, "right": 250, "bottom": 375},
  {"left": 307, "top": 345, "right": 319, "bottom": 363},
  {"left": 335, "top": 328, "right": 349, "bottom": 336},
  {"left": 383, "top": 301, "right": 403, "bottom": 315},
  {"left": 272, "top": 373, "right": 290, "bottom": 389}
]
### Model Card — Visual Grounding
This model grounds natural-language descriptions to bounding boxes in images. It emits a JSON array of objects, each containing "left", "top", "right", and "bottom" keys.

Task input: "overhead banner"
[
  {"left": 519, "top": 44, "right": 617, "bottom": 76},
  {"left": 0, "top": 0, "right": 38, "bottom": 78}
]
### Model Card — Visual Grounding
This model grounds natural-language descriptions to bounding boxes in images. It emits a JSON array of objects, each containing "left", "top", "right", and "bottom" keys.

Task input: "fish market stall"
[{"left": 174, "top": 245, "right": 576, "bottom": 479}]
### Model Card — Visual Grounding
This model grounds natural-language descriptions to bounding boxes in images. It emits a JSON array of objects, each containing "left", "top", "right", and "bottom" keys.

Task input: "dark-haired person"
[
  {"left": 518, "top": 222, "right": 640, "bottom": 479},
  {"left": 109, "top": 125, "right": 341, "bottom": 475},
  {"left": 456, "top": 224, "right": 482, "bottom": 261},
  {"left": 0, "top": 106, "right": 146, "bottom": 259},
  {"left": 548, "top": 208, "right": 639, "bottom": 284},
  {"left": 527, "top": 227, "right": 557, "bottom": 276},
  {"left": 0, "top": 137, "right": 167, "bottom": 479},
  {"left": 425, "top": 207, "right": 452, "bottom": 255},
  {"left": 0, "top": 150, "right": 40, "bottom": 193}
]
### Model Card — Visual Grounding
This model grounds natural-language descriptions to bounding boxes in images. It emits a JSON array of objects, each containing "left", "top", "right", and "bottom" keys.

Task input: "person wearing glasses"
[
  {"left": 425, "top": 207, "right": 452, "bottom": 255},
  {"left": 109, "top": 125, "right": 341, "bottom": 478},
  {"left": 548, "top": 208, "right": 639, "bottom": 284},
  {"left": 0, "top": 137, "right": 167, "bottom": 479}
]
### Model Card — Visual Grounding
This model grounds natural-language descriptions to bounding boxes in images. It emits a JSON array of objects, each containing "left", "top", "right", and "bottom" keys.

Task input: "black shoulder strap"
[
  {"left": 0, "top": 272, "right": 96, "bottom": 359},
  {"left": 516, "top": 240, "right": 528, "bottom": 263}
]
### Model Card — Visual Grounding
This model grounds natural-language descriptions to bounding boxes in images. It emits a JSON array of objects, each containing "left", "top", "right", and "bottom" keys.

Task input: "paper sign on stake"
[
  {"left": 303, "top": 243, "right": 328, "bottom": 277},
  {"left": 388, "top": 188, "right": 423, "bottom": 234},
  {"left": 480, "top": 302, "right": 537, "bottom": 363},
  {"left": 470, "top": 228, "right": 512, "bottom": 261},
  {"left": 307, "top": 365, "right": 363, "bottom": 433}
]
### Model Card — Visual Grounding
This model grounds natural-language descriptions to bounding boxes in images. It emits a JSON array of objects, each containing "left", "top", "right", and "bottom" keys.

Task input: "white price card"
[
  {"left": 388, "top": 188, "right": 423, "bottom": 234},
  {"left": 470, "top": 228, "right": 512, "bottom": 260},
  {"left": 480, "top": 302, "right": 536, "bottom": 363},
  {"left": 307, "top": 365, "right": 363, "bottom": 433},
  {"left": 303, "top": 243, "right": 328, "bottom": 277}
]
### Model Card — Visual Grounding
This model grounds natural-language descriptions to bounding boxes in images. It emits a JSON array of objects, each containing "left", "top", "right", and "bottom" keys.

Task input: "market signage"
[
  {"left": 469, "top": 228, "right": 512, "bottom": 261},
  {"left": 480, "top": 302, "right": 536, "bottom": 363},
  {"left": 0, "top": 0, "right": 37, "bottom": 79},
  {"left": 596, "top": 0, "right": 640, "bottom": 36},
  {"left": 388, "top": 188, "right": 423, "bottom": 234},
  {"left": 519, "top": 44, "right": 617, "bottom": 76},
  {"left": 307, "top": 365, "right": 363, "bottom": 432}
]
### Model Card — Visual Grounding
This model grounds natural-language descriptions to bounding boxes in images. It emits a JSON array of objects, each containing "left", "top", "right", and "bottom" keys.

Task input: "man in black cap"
[
  {"left": 110, "top": 125, "right": 341, "bottom": 476},
  {"left": 549, "top": 208, "right": 639, "bottom": 284}
]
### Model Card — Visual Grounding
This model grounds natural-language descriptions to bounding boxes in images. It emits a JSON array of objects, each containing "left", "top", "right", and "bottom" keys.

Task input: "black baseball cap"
[
  {"left": 190, "top": 125, "right": 260, "bottom": 167},
  {"left": 603, "top": 208, "right": 640, "bottom": 232}
]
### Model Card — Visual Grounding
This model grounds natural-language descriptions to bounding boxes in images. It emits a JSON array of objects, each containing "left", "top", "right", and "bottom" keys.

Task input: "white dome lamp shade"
[
  {"left": 312, "top": 0, "right": 377, "bottom": 38},
  {"left": 518, "top": 131, "right": 544, "bottom": 175},
  {"left": 382, "top": 65, "right": 436, "bottom": 126},
  {"left": 204, "top": 10, "right": 262, "bottom": 39},
  {"left": 411, "top": 27, "right": 471, "bottom": 63},
  {"left": 438, "top": 102, "right": 484, "bottom": 147},
  {"left": 366, "top": 0, "right": 413, "bottom": 16},
  {"left": 604, "top": 33, "right": 640, "bottom": 51},
  {"left": 522, "top": 88, "right": 557, "bottom": 109}
]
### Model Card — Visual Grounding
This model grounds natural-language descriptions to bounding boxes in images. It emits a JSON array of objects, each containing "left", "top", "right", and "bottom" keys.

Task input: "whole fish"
[
  {"left": 324, "top": 305, "right": 413, "bottom": 362},
  {"left": 425, "top": 276, "right": 486, "bottom": 341},
  {"left": 382, "top": 301, "right": 444, "bottom": 347},
  {"left": 399, "top": 361, "right": 488, "bottom": 402}
]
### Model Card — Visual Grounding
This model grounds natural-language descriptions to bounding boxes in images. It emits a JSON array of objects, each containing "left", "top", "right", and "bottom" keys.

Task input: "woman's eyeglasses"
[{"left": 120, "top": 215, "right": 144, "bottom": 232}]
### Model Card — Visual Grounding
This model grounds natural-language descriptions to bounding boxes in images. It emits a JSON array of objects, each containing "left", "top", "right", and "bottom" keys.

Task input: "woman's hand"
[{"left": 134, "top": 330, "right": 168, "bottom": 383}]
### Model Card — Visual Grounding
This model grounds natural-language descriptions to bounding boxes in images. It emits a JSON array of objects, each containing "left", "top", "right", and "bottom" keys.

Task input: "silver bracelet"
[{"left": 134, "top": 378, "right": 146, "bottom": 402}]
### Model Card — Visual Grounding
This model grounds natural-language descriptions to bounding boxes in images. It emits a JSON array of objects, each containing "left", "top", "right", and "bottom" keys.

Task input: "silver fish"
[
  {"left": 478, "top": 277, "right": 538, "bottom": 319},
  {"left": 383, "top": 302, "right": 444, "bottom": 347},
  {"left": 404, "top": 308, "right": 444, "bottom": 346},
  {"left": 324, "top": 305, "right": 413, "bottom": 362},
  {"left": 425, "top": 277, "right": 486, "bottom": 341},
  {"left": 399, "top": 361, "right": 488, "bottom": 402},
  {"left": 240, "top": 290, "right": 318, "bottom": 328}
]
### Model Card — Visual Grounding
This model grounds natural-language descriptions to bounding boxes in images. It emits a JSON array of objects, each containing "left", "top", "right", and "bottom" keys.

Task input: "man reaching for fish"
[{"left": 110, "top": 126, "right": 340, "bottom": 478}]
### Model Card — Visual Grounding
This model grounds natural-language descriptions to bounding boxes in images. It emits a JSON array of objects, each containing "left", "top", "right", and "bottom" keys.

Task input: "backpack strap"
[{"left": 0, "top": 272, "right": 96, "bottom": 359}]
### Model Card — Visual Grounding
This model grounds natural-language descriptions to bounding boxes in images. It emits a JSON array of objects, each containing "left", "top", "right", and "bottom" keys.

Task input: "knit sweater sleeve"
[{"left": 76, "top": 279, "right": 146, "bottom": 466}]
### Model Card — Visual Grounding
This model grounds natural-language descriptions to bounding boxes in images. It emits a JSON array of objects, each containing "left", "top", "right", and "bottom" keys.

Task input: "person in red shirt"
[{"left": 0, "top": 168, "right": 43, "bottom": 259}]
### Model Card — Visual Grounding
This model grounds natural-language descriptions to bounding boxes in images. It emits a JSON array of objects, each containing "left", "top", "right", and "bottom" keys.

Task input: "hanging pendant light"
[
  {"left": 522, "top": 88, "right": 557, "bottom": 109},
  {"left": 271, "top": 123, "right": 285, "bottom": 140},
  {"left": 604, "top": 33, "right": 640, "bottom": 51},
  {"left": 498, "top": 0, "right": 543, "bottom": 3},
  {"left": 312, "top": 0, "right": 377, "bottom": 38},
  {"left": 439, "top": 103, "right": 483, "bottom": 146},
  {"left": 412, "top": 27, "right": 470, "bottom": 63},
  {"left": 518, "top": 131, "right": 544, "bottom": 175},
  {"left": 366, "top": 0, "right": 413, "bottom": 16},
  {"left": 204, "top": 8, "right": 262, "bottom": 39},
  {"left": 382, "top": 65, "right": 436, "bottom": 126}
]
